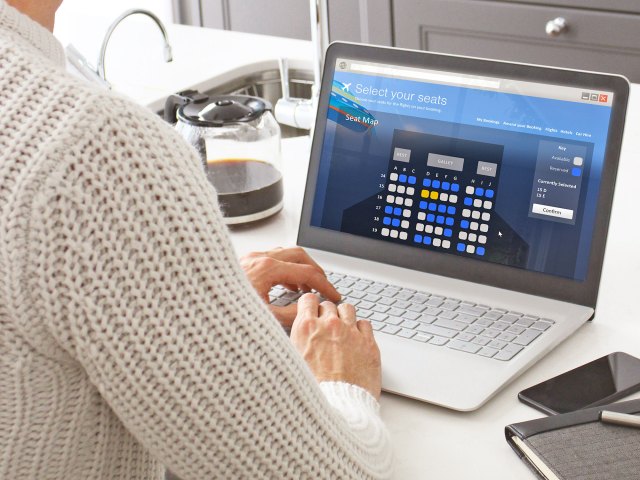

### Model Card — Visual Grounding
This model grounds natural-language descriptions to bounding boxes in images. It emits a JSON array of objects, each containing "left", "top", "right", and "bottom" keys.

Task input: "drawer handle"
[{"left": 545, "top": 17, "right": 568, "bottom": 37}]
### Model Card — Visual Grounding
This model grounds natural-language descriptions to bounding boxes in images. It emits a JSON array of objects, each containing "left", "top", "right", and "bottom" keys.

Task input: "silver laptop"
[{"left": 278, "top": 42, "right": 629, "bottom": 411}]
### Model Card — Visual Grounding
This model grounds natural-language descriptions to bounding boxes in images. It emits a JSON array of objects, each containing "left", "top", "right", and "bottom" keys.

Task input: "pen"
[{"left": 599, "top": 410, "right": 640, "bottom": 429}]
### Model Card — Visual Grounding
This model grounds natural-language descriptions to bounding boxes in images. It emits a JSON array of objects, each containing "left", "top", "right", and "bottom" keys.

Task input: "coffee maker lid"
[{"left": 177, "top": 94, "right": 272, "bottom": 127}]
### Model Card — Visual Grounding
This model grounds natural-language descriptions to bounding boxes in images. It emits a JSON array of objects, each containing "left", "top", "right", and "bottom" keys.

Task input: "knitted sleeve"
[{"left": 23, "top": 92, "right": 393, "bottom": 480}]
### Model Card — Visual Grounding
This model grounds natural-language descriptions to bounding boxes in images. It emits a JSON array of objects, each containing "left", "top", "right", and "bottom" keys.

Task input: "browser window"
[{"left": 310, "top": 58, "right": 614, "bottom": 281}]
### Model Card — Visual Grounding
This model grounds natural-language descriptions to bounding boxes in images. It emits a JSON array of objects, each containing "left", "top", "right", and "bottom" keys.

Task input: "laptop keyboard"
[{"left": 269, "top": 271, "right": 554, "bottom": 361}]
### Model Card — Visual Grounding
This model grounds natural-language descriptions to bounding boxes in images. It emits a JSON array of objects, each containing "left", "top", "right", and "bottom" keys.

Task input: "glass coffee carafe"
[{"left": 165, "top": 91, "right": 283, "bottom": 224}]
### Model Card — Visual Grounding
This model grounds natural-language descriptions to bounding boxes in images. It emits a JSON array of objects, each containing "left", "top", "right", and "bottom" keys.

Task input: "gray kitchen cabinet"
[
  {"left": 174, "top": 0, "right": 393, "bottom": 44},
  {"left": 393, "top": 0, "right": 640, "bottom": 81}
]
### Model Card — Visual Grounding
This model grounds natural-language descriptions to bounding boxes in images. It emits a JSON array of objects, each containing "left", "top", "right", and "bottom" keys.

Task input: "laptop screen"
[{"left": 308, "top": 57, "right": 615, "bottom": 282}]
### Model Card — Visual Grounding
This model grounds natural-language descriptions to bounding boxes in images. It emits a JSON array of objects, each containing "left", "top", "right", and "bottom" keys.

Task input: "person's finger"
[
  {"left": 296, "top": 292, "right": 320, "bottom": 318},
  {"left": 337, "top": 302, "right": 357, "bottom": 324},
  {"left": 266, "top": 246, "right": 324, "bottom": 272},
  {"left": 270, "top": 262, "right": 340, "bottom": 303},
  {"left": 270, "top": 304, "right": 297, "bottom": 328},
  {"left": 318, "top": 300, "right": 338, "bottom": 318},
  {"left": 357, "top": 319, "right": 374, "bottom": 335}
]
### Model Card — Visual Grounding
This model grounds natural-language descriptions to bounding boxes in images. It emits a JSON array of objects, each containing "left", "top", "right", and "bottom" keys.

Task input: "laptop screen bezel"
[{"left": 298, "top": 42, "right": 629, "bottom": 309}]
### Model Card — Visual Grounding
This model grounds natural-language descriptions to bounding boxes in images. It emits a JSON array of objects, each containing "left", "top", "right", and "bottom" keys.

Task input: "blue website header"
[{"left": 334, "top": 71, "right": 612, "bottom": 147}]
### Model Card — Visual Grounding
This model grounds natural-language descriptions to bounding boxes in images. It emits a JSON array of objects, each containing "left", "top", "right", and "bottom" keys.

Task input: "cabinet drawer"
[
  {"left": 498, "top": 0, "right": 640, "bottom": 15},
  {"left": 394, "top": 0, "right": 640, "bottom": 81}
]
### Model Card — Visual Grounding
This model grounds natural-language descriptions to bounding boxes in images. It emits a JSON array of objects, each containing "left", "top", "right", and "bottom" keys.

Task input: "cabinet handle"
[{"left": 545, "top": 17, "right": 568, "bottom": 37}]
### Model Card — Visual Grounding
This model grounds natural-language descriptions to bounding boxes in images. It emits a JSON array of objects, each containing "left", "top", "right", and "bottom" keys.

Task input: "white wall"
[{"left": 54, "top": 0, "right": 173, "bottom": 58}]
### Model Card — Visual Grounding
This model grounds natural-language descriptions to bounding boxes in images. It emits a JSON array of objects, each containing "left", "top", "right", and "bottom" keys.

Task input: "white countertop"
[{"left": 92, "top": 23, "right": 640, "bottom": 479}]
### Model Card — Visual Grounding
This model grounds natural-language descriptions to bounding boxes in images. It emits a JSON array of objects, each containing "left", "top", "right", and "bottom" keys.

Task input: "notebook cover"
[{"left": 505, "top": 398, "right": 640, "bottom": 479}]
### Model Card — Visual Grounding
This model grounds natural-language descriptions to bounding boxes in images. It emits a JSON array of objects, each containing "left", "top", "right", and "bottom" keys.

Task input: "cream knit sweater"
[{"left": 0, "top": 3, "right": 393, "bottom": 479}]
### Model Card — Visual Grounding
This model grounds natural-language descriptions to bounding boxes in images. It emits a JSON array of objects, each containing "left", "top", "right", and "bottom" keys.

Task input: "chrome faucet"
[
  {"left": 98, "top": 9, "right": 173, "bottom": 85},
  {"left": 274, "top": 0, "right": 328, "bottom": 130},
  {"left": 65, "top": 9, "right": 173, "bottom": 89}
]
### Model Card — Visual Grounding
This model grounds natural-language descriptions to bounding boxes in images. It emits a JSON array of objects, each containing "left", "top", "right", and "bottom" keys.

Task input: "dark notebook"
[{"left": 505, "top": 398, "right": 640, "bottom": 480}]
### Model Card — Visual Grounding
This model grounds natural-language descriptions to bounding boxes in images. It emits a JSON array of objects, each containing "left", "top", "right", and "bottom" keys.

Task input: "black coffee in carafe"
[
  {"left": 206, "top": 159, "right": 283, "bottom": 223},
  {"left": 168, "top": 92, "right": 283, "bottom": 225}
]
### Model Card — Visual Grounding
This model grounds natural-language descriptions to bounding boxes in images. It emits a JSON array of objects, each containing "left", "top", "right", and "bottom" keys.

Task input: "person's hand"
[
  {"left": 290, "top": 293, "right": 382, "bottom": 400},
  {"left": 240, "top": 247, "right": 340, "bottom": 327}
]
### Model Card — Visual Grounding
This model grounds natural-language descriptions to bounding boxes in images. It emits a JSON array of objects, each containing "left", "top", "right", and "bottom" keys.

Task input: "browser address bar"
[{"left": 350, "top": 63, "right": 501, "bottom": 89}]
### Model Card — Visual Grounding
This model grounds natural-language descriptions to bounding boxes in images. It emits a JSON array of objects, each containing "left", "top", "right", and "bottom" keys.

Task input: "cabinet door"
[
  {"left": 328, "top": 0, "right": 392, "bottom": 45},
  {"left": 201, "top": 0, "right": 312, "bottom": 39},
  {"left": 394, "top": 0, "right": 640, "bottom": 82}
]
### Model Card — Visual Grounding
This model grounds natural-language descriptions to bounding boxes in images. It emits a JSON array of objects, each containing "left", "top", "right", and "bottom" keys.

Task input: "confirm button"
[{"left": 532, "top": 203, "right": 574, "bottom": 220}]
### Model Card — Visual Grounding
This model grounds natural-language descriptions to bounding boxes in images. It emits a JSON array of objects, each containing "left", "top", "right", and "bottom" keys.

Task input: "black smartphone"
[{"left": 518, "top": 352, "right": 640, "bottom": 415}]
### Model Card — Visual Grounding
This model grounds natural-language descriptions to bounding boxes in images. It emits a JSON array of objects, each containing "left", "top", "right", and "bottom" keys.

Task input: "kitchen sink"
[{"left": 158, "top": 63, "right": 314, "bottom": 138}]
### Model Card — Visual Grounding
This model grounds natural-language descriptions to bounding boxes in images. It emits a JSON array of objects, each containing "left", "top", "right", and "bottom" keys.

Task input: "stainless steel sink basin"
[{"left": 159, "top": 66, "right": 314, "bottom": 138}]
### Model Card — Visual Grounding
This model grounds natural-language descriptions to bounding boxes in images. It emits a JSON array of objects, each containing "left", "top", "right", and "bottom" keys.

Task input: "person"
[{"left": 0, "top": 1, "right": 393, "bottom": 479}]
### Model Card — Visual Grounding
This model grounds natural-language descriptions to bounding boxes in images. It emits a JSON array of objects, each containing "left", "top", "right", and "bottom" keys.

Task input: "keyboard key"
[
  {"left": 506, "top": 325, "right": 525, "bottom": 335},
  {"left": 454, "top": 313, "right": 476, "bottom": 324},
  {"left": 387, "top": 307, "right": 406, "bottom": 317},
  {"left": 488, "top": 339, "right": 507, "bottom": 349},
  {"left": 370, "top": 312, "right": 388, "bottom": 322},
  {"left": 494, "top": 344, "right": 524, "bottom": 361},
  {"left": 372, "top": 304, "right": 390, "bottom": 313},
  {"left": 335, "top": 279, "right": 354, "bottom": 288},
  {"left": 352, "top": 281, "right": 370, "bottom": 291},
  {"left": 366, "top": 285, "right": 384, "bottom": 294},
  {"left": 440, "top": 301, "right": 459, "bottom": 311},
  {"left": 408, "top": 304, "right": 427, "bottom": 313},
  {"left": 271, "top": 298, "right": 291, "bottom": 307},
  {"left": 531, "top": 321, "right": 552, "bottom": 331},
  {"left": 515, "top": 318, "right": 535, "bottom": 328},
  {"left": 482, "top": 311, "right": 502, "bottom": 320},
  {"left": 429, "top": 336, "right": 449, "bottom": 346},
  {"left": 416, "top": 324, "right": 458, "bottom": 338},
  {"left": 478, "top": 347, "right": 499, "bottom": 358},
  {"left": 422, "top": 307, "right": 443, "bottom": 316},
  {"left": 364, "top": 294, "right": 382, "bottom": 303},
  {"left": 439, "top": 310, "right": 458, "bottom": 320},
  {"left": 349, "top": 290, "right": 367, "bottom": 300},
  {"left": 402, "top": 311, "right": 421, "bottom": 321},
  {"left": 400, "top": 319, "right": 419, "bottom": 329},
  {"left": 474, "top": 318, "right": 493, "bottom": 328},
  {"left": 381, "top": 288, "right": 398, "bottom": 297},
  {"left": 513, "top": 329, "right": 542, "bottom": 346},
  {"left": 448, "top": 340, "right": 482, "bottom": 354},
  {"left": 358, "top": 309, "right": 373, "bottom": 319},
  {"left": 398, "top": 328, "right": 417, "bottom": 339},
  {"left": 456, "top": 332, "right": 475, "bottom": 342},
  {"left": 471, "top": 336, "right": 490, "bottom": 346},
  {"left": 456, "top": 305, "right": 487, "bottom": 316},
  {"left": 418, "top": 314, "right": 437, "bottom": 324},
  {"left": 501, "top": 314, "right": 521, "bottom": 324},
  {"left": 358, "top": 301, "right": 375, "bottom": 310},
  {"left": 394, "top": 291, "right": 414, "bottom": 301},
  {"left": 371, "top": 321, "right": 384, "bottom": 331},
  {"left": 393, "top": 300, "right": 411, "bottom": 309},
  {"left": 497, "top": 332, "right": 517, "bottom": 342},
  {"left": 379, "top": 297, "right": 396, "bottom": 306},
  {"left": 412, "top": 293, "right": 431, "bottom": 303},
  {"left": 381, "top": 325, "right": 401, "bottom": 335},
  {"left": 413, "top": 333, "right": 432, "bottom": 343},
  {"left": 434, "top": 318, "right": 467, "bottom": 331},
  {"left": 491, "top": 321, "right": 510, "bottom": 331},
  {"left": 480, "top": 328, "right": 501, "bottom": 338},
  {"left": 427, "top": 298, "right": 444, "bottom": 307},
  {"left": 385, "top": 316, "right": 403, "bottom": 326},
  {"left": 464, "top": 325, "right": 484, "bottom": 335}
]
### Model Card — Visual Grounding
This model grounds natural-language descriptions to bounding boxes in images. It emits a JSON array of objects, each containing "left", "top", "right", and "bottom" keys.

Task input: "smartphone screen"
[{"left": 519, "top": 352, "right": 640, "bottom": 415}]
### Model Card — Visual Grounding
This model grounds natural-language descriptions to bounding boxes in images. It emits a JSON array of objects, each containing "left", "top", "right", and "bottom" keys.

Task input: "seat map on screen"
[{"left": 310, "top": 61, "right": 613, "bottom": 281}]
